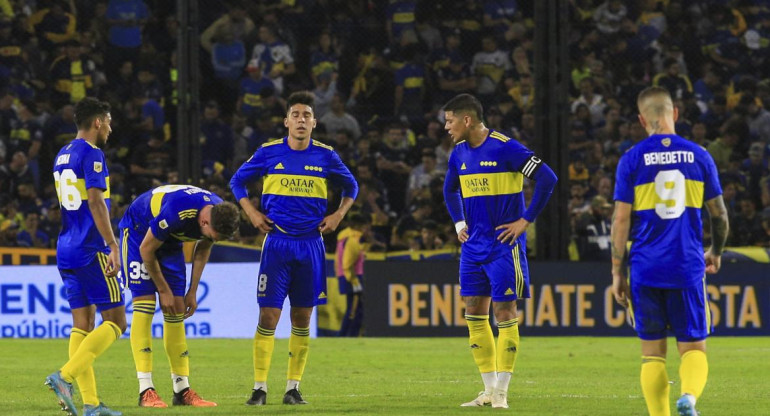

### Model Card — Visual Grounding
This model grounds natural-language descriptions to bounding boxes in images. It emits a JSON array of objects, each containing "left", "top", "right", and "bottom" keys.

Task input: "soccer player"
[
  {"left": 611, "top": 86, "right": 729, "bottom": 416},
  {"left": 119, "top": 184, "right": 239, "bottom": 408},
  {"left": 442, "top": 94, "right": 557, "bottom": 408},
  {"left": 45, "top": 97, "right": 126, "bottom": 416},
  {"left": 230, "top": 91, "right": 358, "bottom": 406}
]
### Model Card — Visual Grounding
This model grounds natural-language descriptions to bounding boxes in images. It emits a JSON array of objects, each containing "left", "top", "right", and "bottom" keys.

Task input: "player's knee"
[{"left": 258, "top": 308, "right": 281, "bottom": 329}]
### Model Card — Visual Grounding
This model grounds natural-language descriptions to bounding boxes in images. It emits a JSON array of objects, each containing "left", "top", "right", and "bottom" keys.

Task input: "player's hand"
[
  {"left": 158, "top": 291, "right": 177, "bottom": 315},
  {"left": 611, "top": 271, "right": 630, "bottom": 308},
  {"left": 456, "top": 225, "right": 469, "bottom": 243},
  {"left": 496, "top": 218, "right": 530, "bottom": 245},
  {"left": 705, "top": 248, "right": 722, "bottom": 274},
  {"left": 105, "top": 249, "right": 120, "bottom": 277},
  {"left": 183, "top": 291, "right": 198, "bottom": 319},
  {"left": 319, "top": 212, "right": 343, "bottom": 234},
  {"left": 248, "top": 210, "right": 274, "bottom": 233}
]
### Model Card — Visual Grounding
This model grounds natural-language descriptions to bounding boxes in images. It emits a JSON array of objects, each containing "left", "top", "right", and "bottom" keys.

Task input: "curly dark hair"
[
  {"left": 210, "top": 201, "right": 240, "bottom": 239},
  {"left": 74, "top": 97, "right": 111, "bottom": 129}
]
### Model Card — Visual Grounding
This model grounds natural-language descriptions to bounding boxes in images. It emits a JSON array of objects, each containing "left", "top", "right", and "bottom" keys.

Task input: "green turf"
[{"left": 2, "top": 337, "right": 767, "bottom": 415}]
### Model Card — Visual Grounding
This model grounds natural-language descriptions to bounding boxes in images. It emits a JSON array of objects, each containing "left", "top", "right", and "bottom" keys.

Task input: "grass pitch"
[{"left": 2, "top": 337, "right": 767, "bottom": 415}]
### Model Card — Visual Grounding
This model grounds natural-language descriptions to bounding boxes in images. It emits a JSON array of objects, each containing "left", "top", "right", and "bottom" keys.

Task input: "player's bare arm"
[
  {"left": 87, "top": 187, "right": 119, "bottom": 277},
  {"left": 185, "top": 239, "right": 214, "bottom": 319},
  {"left": 610, "top": 201, "right": 632, "bottom": 307},
  {"left": 139, "top": 229, "right": 176, "bottom": 314},
  {"left": 238, "top": 197, "right": 273, "bottom": 233},
  {"left": 319, "top": 196, "right": 355, "bottom": 234},
  {"left": 704, "top": 195, "right": 729, "bottom": 274}
]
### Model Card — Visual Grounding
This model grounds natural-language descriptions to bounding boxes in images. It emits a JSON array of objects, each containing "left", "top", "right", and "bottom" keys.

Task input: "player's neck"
[
  {"left": 644, "top": 119, "right": 676, "bottom": 136},
  {"left": 77, "top": 129, "right": 98, "bottom": 146},
  {"left": 287, "top": 136, "right": 310, "bottom": 151},
  {"left": 467, "top": 124, "right": 489, "bottom": 148}
]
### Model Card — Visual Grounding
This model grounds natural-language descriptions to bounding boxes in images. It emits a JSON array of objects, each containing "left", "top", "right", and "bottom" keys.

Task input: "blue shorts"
[
  {"left": 459, "top": 243, "right": 530, "bottom": 302},
  {"left": 629, "top": 279, "right": 712, "bottom": 342},
  {"left": 257, "top": 233, "right": 326, "bottom": 308},
  {"left": 59, "top": 251, "right": 124, "bottom": 312},
  {"left": 120, "top": 228, "right": 187, "bottom": 298}
]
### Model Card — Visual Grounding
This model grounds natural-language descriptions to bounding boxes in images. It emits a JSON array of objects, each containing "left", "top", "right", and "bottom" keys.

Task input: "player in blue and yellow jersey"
[
  {"left": 442, "top": 94, "right": 557, "bottom": 409},
  {"left": 230, "top": 91, "right": 358, "bottom": 406},
  {"left": 45, "top": 97, "right": 125, "bottom": 416},
  {"left": 611, "top": 87, "right": 729, "bottom": 416},
  {"left": 118, "top": 185, "right": 239, "bottom": 408}
]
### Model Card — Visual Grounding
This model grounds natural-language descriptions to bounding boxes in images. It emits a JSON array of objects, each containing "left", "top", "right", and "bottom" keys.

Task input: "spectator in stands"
[
  {"left": 731, "top": 196, "right": 766, "bottom": 246},
  {"left": 39, "top": 201, "right": 61, "bottom": 246},
  {"left": 0, "top": 150, "right": 33, "bottom": 197},
  {"left": 16, "top": 211, "right": 49, "bottom": 247},
  {"left": 391, "top": 198, "right": 432, "bottom": 250},
  {"left": 653, "top": 58, "right": 693, "bottom": 99},
  {"left": 27, "top": 2, "right": 76, "bottom": 55},
  {"left": 208, "top": 24, "right": 246, "bottom": 114},
  {"left": 105, "top": 0, "right": 149, "bottom": 80},
  {"left": 310, "top": 30, "right": 339, "bottom": 87},
  {"left": 593, "top": 0, "right": 626, "bottom": 35},
  {"left": 320, "top": 93, "right": 361, "bottom": 140},
  {"left": 131, "top": 89, "right": 164, "bottom": 142},
  {"left": 394, "top": 44, "right": 426, "bottom": 121},
  {"left": 129, "top": 131, "right": 172, "bottom": 192},
  {"left": 376, "top": 123, "right": 413, "bottom": 214},
  {"left": 385, "top": 0, "right": 417, "bottom": 45},
  {"left": 742, "top": 94, "right": 770, "bottom": 142},
  {"left": 760, "top": 207, "right": 770, "bottom": 247},
  {"left": 200, "top": 100, "right": 233, "bottom": 178},
  {"left": 406, "top": 147, "right": 442, "bottom": 207},
  {"left": 741, "top": 141, "right": 769, "bottom": 199},
  {"left": 312, "top": 70, "right": 336, "bottom": 120},
  {"left": 574, "top": 195, "right": 612, "bottom": 261},
  {"left": 237, "top": 59, "right": 274, "bottom": 122},
  {"left": 708, "top": 120, "right": 745, "bottom": 171},
  {"left": 200, "top": 3, "right": 254, "bottom": 53},
  {"left": 436, "top": 52, "right": 475, "bottom": 107},
  {"left": 250, "top": 24, "right": 295, "bottom": 95},
  {"left": 49, "top": 40, "right": 95, "bottom": 108},
  {"left": 410, "top": 218, "right": 444, "bottom": 251},
  {"left": 16, "top": 182, "right": 43, "bottom": 214},
  {"left": 471, "top": 33, "right": 511, "bottom": 107},
  {"left": 572, "top": 77, "right": 607, "bottom": 126}
]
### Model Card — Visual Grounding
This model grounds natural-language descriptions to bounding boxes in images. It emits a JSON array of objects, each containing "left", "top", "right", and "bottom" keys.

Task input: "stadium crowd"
[{"left": 0, "top": 0, "right": 769, "bottom": 257}]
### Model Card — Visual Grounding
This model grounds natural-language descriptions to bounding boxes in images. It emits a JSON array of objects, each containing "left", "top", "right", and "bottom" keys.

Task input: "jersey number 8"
[
  {"left": 654, "top": 169, "right": 686, "bottom": 220},
  {"left": 54, "top": 169, "right": 82, "bottom": 211}
]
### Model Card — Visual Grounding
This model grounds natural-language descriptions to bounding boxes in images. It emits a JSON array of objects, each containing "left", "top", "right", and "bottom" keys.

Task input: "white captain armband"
[
  {"left": 520, "top": 155, "right": 542, "bottom": 178},
  {"left": 455, "top": 221, "right": 467, "bottom": 235}
]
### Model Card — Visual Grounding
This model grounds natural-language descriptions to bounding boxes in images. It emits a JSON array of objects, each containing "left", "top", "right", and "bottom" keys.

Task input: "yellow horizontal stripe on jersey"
[
  {"left": 633, "top": 179, "right": 704, "bottom": 211},
  {"left": 151, "top": 192, "right": 165, "bottom": 217},
  {"left": 263, "top": 174, "right": 328, "bottom": 199},
  {"left": 392, "top": 12, "right": 414, "bottom": 23},
  {"left": 459, "top": 172, "right": 523, "bottom": 198},
  {"left": 403, "top": 77, "right": 424, "bottom": 88},
  {"left": 69, "top": 178, "right": 110, "bottom": 199}
]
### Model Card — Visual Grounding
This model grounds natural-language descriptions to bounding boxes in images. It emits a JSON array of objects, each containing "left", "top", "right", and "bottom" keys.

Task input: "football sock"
[
  {"left": 138, "top": 372, "right": 154, "bottom": 394},
  {"left": 69, "top": 328, "right": 98, "bottom": 406},
  {"left": 287, "top": 326, "right": 310, "bottom": 382},
  {"left": 60, "top": 321, "right": 121, "bottom": 382},
  {"left": 466, "top": 314, "right": 496, "bottom": 392},
  {"left": 286, "top": 380, "right": 300, "bottom": 393},
  {"left": 254, "top": 325, "right": 275, "bottom": 383},
  {"left": 641, "top": 356, "right": 670, "bottom": 416},
  {"left": 253, "top": 381, "right": 267, "bottom": 392},
  {"left": 171, "top": 373, "right": 190, "bottom": 394},
  {"left": 162, "top": 313, "right": 189, "bottom": 388},
  {"left": 679, "top": 350, "right": 707, "bottom": 400},
  {"left": 496, "top": 318, "right": 519, "bottom": 392},
  {"left": 131, "top": 300, "right": 155, "bottom": 380}
]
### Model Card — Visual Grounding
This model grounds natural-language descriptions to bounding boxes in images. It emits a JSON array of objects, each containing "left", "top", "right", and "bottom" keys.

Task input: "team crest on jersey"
[
  {"left": 661, "top": 138, "right": 671, "bottom": 147},
  {"left": 204, "top": 196, "right": 210, "bottom": 201},
  {"left": 93, "top": 161, "right": 102, "bottom": 172},
  {"left": 159, "top": 219, "right": 168, "bottom": 229}
]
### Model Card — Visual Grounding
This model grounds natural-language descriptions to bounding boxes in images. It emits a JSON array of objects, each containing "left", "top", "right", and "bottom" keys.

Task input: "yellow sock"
[
  {"left": 254, "top": 325, "right": 275, "bottom": 382},
  {"left": 163, "top": 314, "right": 188, "bottom": 377},
  {"left": 641, "top": 356, "right": 670, "bottom": 416},
  {"left": 496, "top": 318, "right": 520, "bottom": 373},
  {"left": 69, "top": 328, "right": 98, "bottom": 406},
  {"left": 680, "top": 350, "right": 708, "bottom": 399},
  {"left": 465, "top": 315, "right": 496, "bottom": 373},
  {"left": 131, "top": 300, "right": 156, "bottom": 373},
  {"left": 287, "top": 326, "right": 310, "bottom": 381},
  {"left": 61, "top": 321, "right": 121, "bottom": 382}
]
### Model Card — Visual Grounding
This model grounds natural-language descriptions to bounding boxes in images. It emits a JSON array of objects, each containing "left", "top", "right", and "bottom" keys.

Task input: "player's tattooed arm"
[
  {"left": 610, "top": 201, "right": 632, "bottom": 274},
  {"left": 705, "top": 195, "right": 729, "bottom": 255}
]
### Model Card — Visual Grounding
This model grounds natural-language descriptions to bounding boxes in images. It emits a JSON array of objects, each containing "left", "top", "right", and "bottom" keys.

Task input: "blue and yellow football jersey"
[
  {"left": 444, "top": 130, "right": 547, "bottom": 263},
  {"left": 54, "top": 138, "right": 110, "bottom": 269},
  {"left": 614, "top": 134, "right": 722, "bottom": 289},
  {"left": 119, "top": 185, "right": 223, "bottom": 250},
  {"left": 229, "top": 138, "right": 359, "bottom": 237}
]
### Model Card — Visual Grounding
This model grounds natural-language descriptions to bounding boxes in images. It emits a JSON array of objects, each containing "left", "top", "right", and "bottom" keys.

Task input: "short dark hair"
[
  {"left": 442, "top": 93, "right": 484, "bottom": 121},
  {"left": 286, "top": 91, "right": 315, "bottom": 113},
  {"left": 348, "top": 212, "right": 370, "bottom": 228},
  {"left": 74, "top": 97, "right": 110, "bottom": 129},
  {"left": 210, "top": 201, "right": 240, "bottom": 239}
]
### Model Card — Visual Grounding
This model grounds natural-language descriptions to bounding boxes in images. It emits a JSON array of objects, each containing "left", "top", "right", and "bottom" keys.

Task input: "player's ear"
[
  {"left": 637, "top": 114, "right": 646, "bottom": 130},
  {"left": 672, "top": 105, "right": 679, "bottom": 122},
  {"left": 284, "top": 117, "right": 289, "bottom": 128}
]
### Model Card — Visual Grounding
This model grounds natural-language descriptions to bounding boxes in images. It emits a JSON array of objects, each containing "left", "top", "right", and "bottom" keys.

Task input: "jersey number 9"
[{"left": 654, "top": 169, "right": 686, "bottom": 220}]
